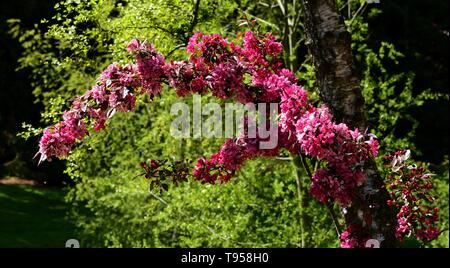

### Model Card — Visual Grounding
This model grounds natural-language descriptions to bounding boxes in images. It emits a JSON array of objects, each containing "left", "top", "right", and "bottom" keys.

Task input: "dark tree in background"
[
  {"left": 370, "top": 0, "right": 449, "bottom": 165},
  {"left": 0, "top": 0, "right": 65, "bottom": 184}
]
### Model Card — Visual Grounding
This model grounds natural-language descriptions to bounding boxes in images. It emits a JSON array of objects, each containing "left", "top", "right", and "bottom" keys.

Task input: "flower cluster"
[
  {"left": 294, "top": 107, "right": 377, "bottom": 205},
  {"left": 181, "top": 32, "right": 253, "bottom": 103},
  {"left": 241, "top": 31, "right": 283, "bottom": 71},
  {"left": 37, "top": 40, "right": 166, "bottom": 163},
  {"left": 127, "top": 38, "right": 167, "bottom": 96},
  {"left": 36, "top": 111, "right": 87, "bottom": 163},
  {"left": 140, "top": 159, "right": 189, "bottom": 190},
  {"left": 166, "top": 61, "right": 207, "bottom": 97},
  {"left": 168, "top": 31, "right": 286, "bottom": 103},
  {"left": 384, "top": 150, "right": 440, "bottom": 242},
  {"left": 339, "top": 225, "right": 372, "bottom": 248},
  {"left": 194, "top": 121, "right": 279, "bottom": 183},
  {"left": 278, "top": 74, "right": 309, "bottom": 134}
]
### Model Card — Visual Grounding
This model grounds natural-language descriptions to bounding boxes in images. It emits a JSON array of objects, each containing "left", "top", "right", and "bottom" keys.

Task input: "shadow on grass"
[{"left": 0, "top": 184, "right": 75, "bottom": 248}]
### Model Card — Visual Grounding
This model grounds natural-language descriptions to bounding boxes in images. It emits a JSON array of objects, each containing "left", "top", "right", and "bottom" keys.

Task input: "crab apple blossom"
[
  {"left": 127, "top": 38, "right": 167, "bottom": 96},
  {"left": 384, "top": 150, "right": 440, "bottom": 243},
  {"left": 37, "top": 40, "right": 166, "bottom": 164},
  {"left": 36, "top": 31, "right": 441, "bottom": 248},
  {"left": 193, "top": 122, "right": 280, "bottom": 183},
  {"left": 339, "top": 225, "right": 372, "bottom": 248}
]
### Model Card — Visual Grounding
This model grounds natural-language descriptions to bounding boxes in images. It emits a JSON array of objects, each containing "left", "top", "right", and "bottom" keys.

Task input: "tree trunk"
[{"left": 300, "top": 0, "right": 397, "bottom": 247}]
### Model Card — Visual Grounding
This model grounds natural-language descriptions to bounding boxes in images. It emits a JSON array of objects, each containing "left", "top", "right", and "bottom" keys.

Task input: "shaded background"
[{"left": 0, "top": 0, "right": 68, "bottom": 185}]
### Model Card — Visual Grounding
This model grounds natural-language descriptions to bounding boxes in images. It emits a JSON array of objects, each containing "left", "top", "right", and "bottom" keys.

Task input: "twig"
[
  {"left": 276, "top": 156, "right": 292, "bottom": 161},
  {"left": 298, "top": 151, "right": 313, "bottom": 179},
  {"left": 325, "top": 201, "right": 342, "bottom": 236},
  {"left": 349, "top": 2, "right": 367, "bottom": 24},
  {"left": 297, "top": 152, "right": 342, "bottom": 237},
  {"left": 239, "top": 9, "right": 281, "bottom": 31},
  {"left": 423, "top": 228, "right": 449, "bottom": 244},
  {"left": 276, "top": 0, "right": 285, "bottom": 15},
  {"left": 348, "top": 0, "right": 352, "bottom": 19},
  {"left": 148, "top": 190, "right": 168, "bottom": 205},
  {"left": 188, "top": 0, "right": 201, "bottom": 34},
  {"left": 167, "top": 44, "right": 185, "bottom": 56},
  {"left": 314, "top": 158, "right": 319, "bottom": 172},
  {"left": 291, "top": 154, "right": 307, "bottom": 248}
]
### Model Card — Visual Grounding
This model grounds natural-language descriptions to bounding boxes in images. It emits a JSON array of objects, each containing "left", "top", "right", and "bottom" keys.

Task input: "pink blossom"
[
  {"left": 263, "top": 33, "right": 283, "bottom": 58},
  {"left": 366, "top": 136, "right": 379, "bottom": 157},
  {"left": 126, "top": 38, "right": 141, "bottom": 53},
  {"left": 385, "top": 150, "right": 440, "bottom": 243},
  {"left": 340, "top": 225, "right": 369, "bottom": 248},
  {"left": 37, "top": 117, "right": 87, "bottom": 164},
  {"left": 134, "top": 42, "right": 166, "bottom": 96},
  {"left": 416, "top": 227, "right": 440, "bottom": 241},
  {"left": 395, "top": 217, "right": 410, "bottom": 239}
]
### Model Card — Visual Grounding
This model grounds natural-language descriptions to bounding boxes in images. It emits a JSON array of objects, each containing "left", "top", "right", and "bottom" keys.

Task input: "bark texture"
[{"left": 300, "top": 0, "right": 397, "bottom": 247}]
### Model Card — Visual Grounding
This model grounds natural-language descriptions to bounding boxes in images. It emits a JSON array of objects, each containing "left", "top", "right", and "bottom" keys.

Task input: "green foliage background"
[{"left": 9, "top": 0, "right": 448, "bottom": 247}]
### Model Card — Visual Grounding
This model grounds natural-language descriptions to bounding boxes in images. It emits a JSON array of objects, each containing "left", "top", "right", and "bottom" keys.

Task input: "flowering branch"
[
  {"left": 384, "top": 150, "right": 441, "bottom": 243},
  {"left": 36, "top": 30, "right": 440, "bottom": 247}
]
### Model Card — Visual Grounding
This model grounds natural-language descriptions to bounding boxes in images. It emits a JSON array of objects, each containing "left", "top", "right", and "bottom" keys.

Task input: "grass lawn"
[{"left": 0, "top": 184, "right": 76, "bottom": 248}]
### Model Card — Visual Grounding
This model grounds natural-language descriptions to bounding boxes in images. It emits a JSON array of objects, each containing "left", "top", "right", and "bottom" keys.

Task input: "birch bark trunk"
[{"left": 300, "top": 0, "right": 398, "bottom": 247}]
